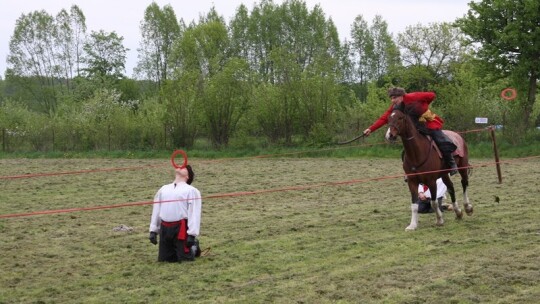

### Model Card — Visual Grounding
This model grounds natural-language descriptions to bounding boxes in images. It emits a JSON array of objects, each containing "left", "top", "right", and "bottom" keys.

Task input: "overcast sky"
[{"left": 0, "top": 0, "right": 473, "bottom": 78}]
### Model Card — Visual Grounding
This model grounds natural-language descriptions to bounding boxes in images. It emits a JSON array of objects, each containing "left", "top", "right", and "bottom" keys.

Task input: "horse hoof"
[
  {"left": 465, "top": 206, "right": 474, "bottom": 216},
  {"left": 405, "top": 225, "right": 417, "bottom": 231},
  {"left": 436, "top": 220, "right": 444, "bottom": 226},
  {"left": 455, "top": 211, "right": 463, "bottom": 220}
]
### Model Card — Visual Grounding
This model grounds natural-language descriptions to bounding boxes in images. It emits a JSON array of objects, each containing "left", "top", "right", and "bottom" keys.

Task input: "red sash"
[
  {"left": 161, "top": 219, "right": 187, "bottom": 240},
  {"left": 161, "top": 219, "right": 190, "bottom": 254}
]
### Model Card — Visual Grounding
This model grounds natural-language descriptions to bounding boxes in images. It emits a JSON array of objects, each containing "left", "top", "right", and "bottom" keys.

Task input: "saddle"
[{"left": 427, "top": 130, "right": 465, "bottom": 159}]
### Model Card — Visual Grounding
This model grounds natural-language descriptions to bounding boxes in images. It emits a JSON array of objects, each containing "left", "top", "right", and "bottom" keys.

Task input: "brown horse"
[{"left": 385, "top": 108, "right": 473, "bottom": 230}]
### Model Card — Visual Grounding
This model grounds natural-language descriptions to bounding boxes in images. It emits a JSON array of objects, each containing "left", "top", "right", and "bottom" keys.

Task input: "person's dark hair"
[
  {"left": 388, "top": 87, "right": 406, "bottom": 97},
  {"left": 186, "top": 165, "right": 195, "bottom": 185}
]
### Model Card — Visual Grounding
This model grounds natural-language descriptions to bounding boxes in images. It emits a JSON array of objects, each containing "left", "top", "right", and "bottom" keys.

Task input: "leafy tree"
[
  {"left": 82, "top": 30, "right": 128, "bottom": 83},
  {"left": 236, "top": 0, "right": 282, "bottom": 82},
  {"left": 55, "top": 5, "right": 87, "bottom": 86},
  {"left": 173, "top": 8, "right": 250, "bottom": 147},
  {"left": 235, "top": 0, "right": 341, "bottom": 83},
  {"left": 6, "top": 6, "right": 87, "bottom": 114},
  {"left": 0, "top": 77, "right": 5, "bottom": 103},
  {"left": 230, "top": 0, "right": 343, "bottom": 144},
  {"left": 8, "top": 11, "right": 57, "bottom": 80},
  {"left": 396, "top": 22, "right": 468, "bottom": 90},
  {"left": 78, "top": 89, "right": 131, "bottom": 150},
  {"left": 229, "top": 4, "right": 251, "bottom": 61},
  {"left": 135, "top": 3, "right": 181, "bottom": 88},
  {"left": 161, "top": 72, "right": 200, "bottom": 149},
  {"left": 117, "top": 78, "right": 142, "bottom": 103},
  {"left": 172, "top": 7, "right": 229, "bottom": 76},
  {"left": 434, "top": 61, "right": 503, "bottom": 132},
  {"left": 369, "top": 15, "right": 400, "bottom": 82},
  {"left": 7, "top": 10, "right": 60, "bottom": 114},
  {"left": 350, "top": 15, "right": 399, "bottom": 100},
  {"left": 456, "top": 0, "right": 540, "bottom": 128},
  {"left": 0, "top": 100, "right": 33, "bottom": 151},
  {"left": 298, "top": 67, "right": 341, "bottom": 142},
  {"left": 253, "top": 83, "right": 285, "bottom": 143},
  {"left": 202, "top": 58, "right": 253, "bottom": 147},
  {"left": 135, "top": 96, "right": 167, "bottom": 149},
  {"left": 350, "top": 15, "right": 374, "bottom": 88}
]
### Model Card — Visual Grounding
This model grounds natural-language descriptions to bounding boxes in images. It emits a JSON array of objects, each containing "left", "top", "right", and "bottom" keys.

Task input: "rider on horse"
[{"left": 363, "top": 87, "right": 458, "bottom": 175}]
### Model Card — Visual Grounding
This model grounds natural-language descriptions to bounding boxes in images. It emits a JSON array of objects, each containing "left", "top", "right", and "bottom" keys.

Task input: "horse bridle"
[{"left": 388, "top": 111, "right": 415, "bottom": 141}]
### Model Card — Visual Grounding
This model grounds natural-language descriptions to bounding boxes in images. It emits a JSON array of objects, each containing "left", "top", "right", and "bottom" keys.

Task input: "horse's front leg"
[
  {"left": 406, "top": 183, "right": 420, "bottom": 231},
  {"left": 406, "top": 202, "right": 419, "bottom": 231}
]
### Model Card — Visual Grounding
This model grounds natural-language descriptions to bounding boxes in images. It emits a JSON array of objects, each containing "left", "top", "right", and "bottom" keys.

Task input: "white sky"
[{"left": 0, "top": 0, "right": 472, "bottom": 78}]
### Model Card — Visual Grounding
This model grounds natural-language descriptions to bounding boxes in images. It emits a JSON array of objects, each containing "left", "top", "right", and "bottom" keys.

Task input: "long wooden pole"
[{"left": 489, "top": 126, "right": 503, "bottom": 183}]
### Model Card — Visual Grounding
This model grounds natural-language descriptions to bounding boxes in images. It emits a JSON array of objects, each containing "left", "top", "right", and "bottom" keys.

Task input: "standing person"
[
  {"left": 148, "top": 165, "right": 202, "bottom": 262},
  {"left": 363, "top": 87, "right": 458, "bottom": 175},
  {"left": 417, "top": 178, "right": 452, "bottom": 213}
]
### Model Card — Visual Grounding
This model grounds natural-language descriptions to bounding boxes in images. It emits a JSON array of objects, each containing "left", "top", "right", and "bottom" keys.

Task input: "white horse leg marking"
[
  {"left": 452, "top": 199, "right": 463, "bottom": 220},
  {"left": 432, "top": 199, "right": 444, "bottom": 226},
  {"left": 450, "top": 195, "right": 463, "bottom": 219},
  {"left": 385, "top": 128, "right": 392, "bottom": 141},
  {"left": 406, "top": 203, "right": 419, "bottom": 231},
  {"left": 462, "top": 189, "right": 470, "bottom": 206},
  {"left": 463, "top": 189, "right": 474, "bottom": 215}
]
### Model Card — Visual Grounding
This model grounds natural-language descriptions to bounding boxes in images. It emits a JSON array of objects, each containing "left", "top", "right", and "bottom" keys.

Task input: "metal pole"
[{"left": 489, "top": 126, "right": 503, "bottom": 183}]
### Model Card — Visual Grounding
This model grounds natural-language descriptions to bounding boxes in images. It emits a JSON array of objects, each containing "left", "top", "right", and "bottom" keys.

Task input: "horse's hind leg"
[
  {"left": 461, "top": 173, "right": 473, "bottom": 216},
  {"left": 431, "top": 199, "right": 444, "bottom": 226},
  {"left": 442, "top": 175, "right": 463, "bottom": 219}
]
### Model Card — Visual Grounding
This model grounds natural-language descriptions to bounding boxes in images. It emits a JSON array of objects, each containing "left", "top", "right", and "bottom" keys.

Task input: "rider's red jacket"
[{"left": 367, "top": 92, "right": 443, "bottom": 132}]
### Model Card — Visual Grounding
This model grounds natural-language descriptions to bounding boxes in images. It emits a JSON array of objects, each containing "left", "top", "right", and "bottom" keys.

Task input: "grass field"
[{"left": 1, "top": 156, "right": 539, "bottom": 303}]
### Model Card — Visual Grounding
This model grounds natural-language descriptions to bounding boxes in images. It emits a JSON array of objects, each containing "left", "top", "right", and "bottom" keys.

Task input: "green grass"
[{"left": 1, "top": 157, "right": 539, "bottom": 303}]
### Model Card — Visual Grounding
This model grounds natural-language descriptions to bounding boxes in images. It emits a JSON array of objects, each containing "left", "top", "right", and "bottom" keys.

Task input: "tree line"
[{"left": 0, "top": 0, "right": 538, "bottom": 152}]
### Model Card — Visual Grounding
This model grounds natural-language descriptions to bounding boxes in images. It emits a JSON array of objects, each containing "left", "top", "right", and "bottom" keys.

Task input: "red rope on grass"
[
  {"left": 0, "top": 127, "right": 492, "bottom": 180},
  {"left": 0, "top": 141, "right": 389, "bottom": 179},
  {"left": 0, "top": 163, "right": 166, "bottom": 180},
  {"left": 1, "top": 155, "right": 538, "bottom": 219}
]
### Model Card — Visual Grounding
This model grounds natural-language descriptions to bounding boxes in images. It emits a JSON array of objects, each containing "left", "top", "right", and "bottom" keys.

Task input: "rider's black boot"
[{"left": 443, "top": 151, "right": 458, "bottom": 176}]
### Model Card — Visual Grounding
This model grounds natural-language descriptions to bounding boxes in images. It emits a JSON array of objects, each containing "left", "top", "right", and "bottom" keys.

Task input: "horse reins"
[{"left": 405, "top": 137, "right": 434, "bottom": 171}]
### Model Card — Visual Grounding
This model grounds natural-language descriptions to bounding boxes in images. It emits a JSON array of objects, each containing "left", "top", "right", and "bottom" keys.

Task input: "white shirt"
[
  {"left": 149, "top": 181, "right": 202, "bottom": 237},
  {"left": 418, "top": 178, "right": 447, "bottom": 199}
]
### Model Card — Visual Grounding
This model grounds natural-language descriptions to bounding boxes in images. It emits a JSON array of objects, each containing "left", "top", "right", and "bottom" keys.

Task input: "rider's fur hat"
[{"left": 388, "top": 87, "right": 406, "bottom": 97}]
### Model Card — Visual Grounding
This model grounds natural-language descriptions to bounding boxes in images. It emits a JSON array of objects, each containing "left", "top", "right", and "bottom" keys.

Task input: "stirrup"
[{"left": 449, "top": 165, "right": 458, "bottom": 176}]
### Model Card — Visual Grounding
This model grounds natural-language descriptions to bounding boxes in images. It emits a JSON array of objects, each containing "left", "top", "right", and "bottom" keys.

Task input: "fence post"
[{"left": 489, "top": 126, "right": 503, "bottom": 183}]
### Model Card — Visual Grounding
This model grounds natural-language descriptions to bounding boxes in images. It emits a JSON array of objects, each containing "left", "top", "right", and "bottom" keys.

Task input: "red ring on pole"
[
  {"left": 501, "top": 88, "right": 517, "bottom": 101},
  {"left": 171, "top": 150, "right": 188, "bottom": 169}
]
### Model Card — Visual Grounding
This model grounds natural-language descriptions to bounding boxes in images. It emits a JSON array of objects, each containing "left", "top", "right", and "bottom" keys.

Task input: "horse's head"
[{"left": 385, "top": 108, "right": 408, "bottom": 143}]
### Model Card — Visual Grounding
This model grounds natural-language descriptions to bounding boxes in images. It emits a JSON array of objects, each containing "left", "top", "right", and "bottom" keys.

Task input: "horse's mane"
[
  {"left": 396, "top": 104, "right": 420, "bottom": 121},
  {"left": 393, "top": 104, "right": 426, "bottom": 136}
]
